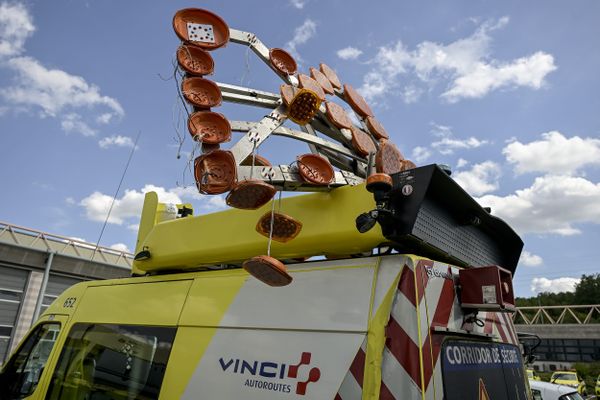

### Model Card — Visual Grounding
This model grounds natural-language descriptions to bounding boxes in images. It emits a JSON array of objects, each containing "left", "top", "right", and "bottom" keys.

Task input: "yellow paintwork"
[
  {"left": 22, "top": 258, "right": 404, "bottom": 399},
  {"left": 72, "top": 280, "right": 191, "bottom": 325},
  {"left": 526, "top": 369, "right": 541, "bottom": 381},
  {"left": 133, "top": 184, "right": 386, "bottom": 272},
  {"left": 363, "top": 259, "right": 404, "bottom": 400},
  {"left": 551, "top": 371, "right": 586, "bottom": 395}
]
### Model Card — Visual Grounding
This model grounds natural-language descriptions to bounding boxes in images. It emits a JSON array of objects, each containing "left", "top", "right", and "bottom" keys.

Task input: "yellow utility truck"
[{"left": 0, "top": 165, "right": 531, "bottom": 400}]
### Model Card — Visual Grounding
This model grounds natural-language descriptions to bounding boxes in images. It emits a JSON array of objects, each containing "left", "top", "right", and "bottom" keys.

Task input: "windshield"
[
  {"left": 45, "top": 323, "right": 176, "bottom": 400},
  {"left": 0, "top": 323, "right": 61, "bottom": 399},
  {"left": 552, "top": 373, "right": 577, "bottom": 381},
  {"left": 560, "top": 393, "right": 584, "bottom": 400}
]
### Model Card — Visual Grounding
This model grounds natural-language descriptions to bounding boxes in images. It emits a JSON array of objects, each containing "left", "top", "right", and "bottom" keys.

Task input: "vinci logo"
[{"left": 219, "top": 352, "right": 321, "bottom": 395}]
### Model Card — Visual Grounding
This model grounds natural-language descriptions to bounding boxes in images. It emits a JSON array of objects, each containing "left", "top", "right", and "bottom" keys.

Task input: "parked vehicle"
[
  {"left": 528, "top": 368, "right": 542, "bottom": 381},
  {"left": 529, "top": 380, "right": 584, "bottom": 400},
  {"left": 550, "top": 371, "right": 587, "bottom": 396}
]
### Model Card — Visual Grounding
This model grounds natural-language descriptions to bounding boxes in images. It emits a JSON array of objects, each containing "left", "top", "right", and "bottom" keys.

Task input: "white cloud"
[
  {"left": 99, "top": 135, "right": 135, "bottom": 149},
  {"left": 109, "top": 243, "right": 131, "bottom": 253},
  {"left": 477, "top": 175, "right": 600, "bottom": 236},
  {"left": 0, "top": 4, "right": 123, "bottom": 135},
  {"left": 441, "top": 51, "right": 556, "bottom": 103},
  {"left": 289, "top": 0, "right": 307, "bottom": 9},
  {"left": 429, "top": 123, "right": 489, "bottom": 155},
  {"left": 504, "top": 131, "right": 600, "bottom": 175},
  {"left": 456, "top": 158, "right": 469, "bottom": 168},
  {"left": 530, "top": 277, "right": 579, "bottom": 294},
  {"left": 453, "top": 161, "right": 501, "bottom": 196},
  {"left": 0, "top": 2, "right": 34, "bottom": 58},
  {"left": 432, "top": 135, "right": 489, "bottom": 155},
  {"left": 96, "top": 113, "right": 114, "bottom": 124},
  {"left": 411, "top": 125, "right": 489, "bottom": 164},
  {"left": 519, "top": 250, "right": 543, "bottom": 267},
  {"left": 337, "top": 46, "right": 363, "bottom": 60},
  {"left": 359, "top": 16, "right": 556, "bottom": 103},
  {"left": 79, "top": 184, "right": 227, "bottom": 225},
  {"left": 2, "top": 56, "right": 124, "bottom": 119},
  {"left": 401, "top": 85, "right": 423, "bottom": 104},
  {"left": 61, "top": 113, "right": 96, "bottom": 136},
  {"left": 412, "top": 146, "right": 432, "bottom": 163},
  {"left": 285, "top": 19, "right": 317, "bottom": 61}
]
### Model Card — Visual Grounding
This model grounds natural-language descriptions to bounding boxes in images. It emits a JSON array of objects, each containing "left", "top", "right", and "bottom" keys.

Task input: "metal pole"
[{"left": 32, "top": 252, "right": 54, "bottom": 323}]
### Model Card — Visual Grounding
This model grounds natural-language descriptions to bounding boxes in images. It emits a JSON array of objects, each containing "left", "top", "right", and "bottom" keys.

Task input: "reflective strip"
[{"left": 334, "top": 338, "right": 367, "bottom": 400}]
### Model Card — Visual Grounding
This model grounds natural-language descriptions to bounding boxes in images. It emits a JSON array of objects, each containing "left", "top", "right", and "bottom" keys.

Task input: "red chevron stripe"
[
  {"left": 386, "top": 316, "right": 421, "bottom": 387},
  {"left": 379, "top": 381, "right": 396, "bottom": 400},
  {"left": 415, "top": 260, "right": 433, "bottom": 304},
  {"left": 501, "top": 312, "right": 518, "bottom": 344},
  {"left": 493, "top": 312, "right": 508, "bottom": 342},
  {"left": 349, "top": 347, "right": 366, "bottom": 387},
  {"left": 334, "top": 394, "right": 342, "bottom": 400},
  {"left": 398, "top": 266, "right": 417, "bottom": 307},
  {"left": 422, "top": 267, "right": 456, "bottom": 388},
  {"left": 484, "top": 312, "right": 495, "bottom": 335}
]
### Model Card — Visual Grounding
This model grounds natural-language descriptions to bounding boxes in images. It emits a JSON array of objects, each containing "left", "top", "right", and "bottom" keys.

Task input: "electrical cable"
[{"left": 90, "top": 131, "right": 142, "bottom": 262}]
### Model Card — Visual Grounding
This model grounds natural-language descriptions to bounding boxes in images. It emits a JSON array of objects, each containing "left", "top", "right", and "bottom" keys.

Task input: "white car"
[{"left": 529, "top": 380, "right": 585, "bottom": 400}]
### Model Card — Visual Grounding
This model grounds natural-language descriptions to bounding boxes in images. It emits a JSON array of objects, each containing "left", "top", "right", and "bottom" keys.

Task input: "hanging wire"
[
  {"left": 91, "top": 130, "right": 142, "bottom": 262},
  {"left": 267, "top": 194, "right": 277, "bottom": 257},
  {"left": 277, "top": 190, "right": 283, "bottom": 212},
  {"left": 239, "top": 45, "right": 252, "bottom": 87},
  {"left": 249, "top": 141, "right": 257, "bottom": 179}
]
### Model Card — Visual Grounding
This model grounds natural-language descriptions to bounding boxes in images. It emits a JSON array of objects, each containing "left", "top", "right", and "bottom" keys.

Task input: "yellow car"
[
  {"left": 550, "top": 371, "right": 587, "bottom": 396},
  {"left": 527, "top": 369, "right": 542, "bottom": 381}
]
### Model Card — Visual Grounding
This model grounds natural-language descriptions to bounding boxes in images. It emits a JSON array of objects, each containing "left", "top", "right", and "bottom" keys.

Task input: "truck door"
[{"left": 0, "top": 314, "right": 68, "bottom": 400}]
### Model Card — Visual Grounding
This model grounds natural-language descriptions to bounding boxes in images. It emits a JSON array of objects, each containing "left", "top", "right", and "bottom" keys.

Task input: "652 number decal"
[{"left": 63, "top": 297, "right": 76, "bottom": 308}]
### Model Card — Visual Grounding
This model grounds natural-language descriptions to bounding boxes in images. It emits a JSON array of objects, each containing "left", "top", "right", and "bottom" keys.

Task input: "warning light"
[
  {"left": 226, "top": 180, "right": 276, "bottom": 210},
  {"left": 187, "top": 111, "right": 231, "bottom": 143},
  {"left": 287, "top": 89, "right": 321, "bottom": 125},
  {"left": 243, "top": 255, "right": 293, "bottom": 287},
  {"left": 193, "top": 150, "right": 236, "bottom": 194},
  {"left": 176, "top": 45, "right": 215, "bottom": 76},
  {"left": 269, "top": 48, "right": 298, "bottom": 76},
  {"left": 173, "top": 8, "right": 230, "bottom": 50},
  {"left": 296, "top": 154, "right": 334, "bottom": 185},
  {"left": 256, "top": 212, "right": 303, "bottom": 243},
  {"left": 182, "top": 77, "right": 222, "bottom": 109}
]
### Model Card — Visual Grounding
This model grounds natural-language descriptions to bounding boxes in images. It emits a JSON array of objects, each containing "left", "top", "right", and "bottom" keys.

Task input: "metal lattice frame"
[
  {"left": 180, "top": 27, "right": 387, "bottom": 192},
  {"left": 513, "top": 305, "right": 600, "bottom": 325},
  {"left": 0, "top": 221, "right": 133, "bottom": 268}
]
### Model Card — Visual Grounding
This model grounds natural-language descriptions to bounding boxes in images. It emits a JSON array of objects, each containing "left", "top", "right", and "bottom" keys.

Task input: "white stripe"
[
  {"left": 426, "top": 353, "right": 444, "bottom": 400},
  {"left": 371, "top": 256, "right": 408, "bottom": 316},
  {"left": 336, "top": 373, "right": 362, "bottom": 400},
  {"left": 390, "top": 290, "right": 419, "bottom": 345},
  {"left": 381, "top": 347, "right": 422, "bottom": 399},
  {"left": 419, "top": 265, "right": 445, "bottom": 338}
]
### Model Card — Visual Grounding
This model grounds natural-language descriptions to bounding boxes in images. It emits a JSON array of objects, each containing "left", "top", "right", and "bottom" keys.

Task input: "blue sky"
[{"left": 1, "top": 0, "right": 599, "bottom": 297}]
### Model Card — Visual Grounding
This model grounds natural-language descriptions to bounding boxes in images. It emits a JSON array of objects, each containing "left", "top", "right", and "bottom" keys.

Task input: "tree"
[{"left": 574, "top": 273, "right": 600, "bottom": 305}]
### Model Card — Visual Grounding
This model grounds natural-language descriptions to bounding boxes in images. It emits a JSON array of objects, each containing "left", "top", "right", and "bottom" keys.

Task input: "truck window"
[
  {"left": 45, "top": 324, "right": 176, "bottom": 400},
  {"left": 0, "top": 322, "right": 61, "bottom": 399},
  {"left": 441, "top": 340, "right": 529, "bottom": 400}
]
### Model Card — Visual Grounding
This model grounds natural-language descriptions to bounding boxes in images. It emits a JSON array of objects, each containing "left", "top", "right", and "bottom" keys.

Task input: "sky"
[{"left": 0, "top": 0, "right": 599, "bottom": 297}]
